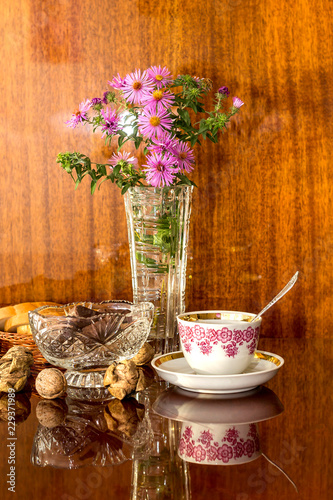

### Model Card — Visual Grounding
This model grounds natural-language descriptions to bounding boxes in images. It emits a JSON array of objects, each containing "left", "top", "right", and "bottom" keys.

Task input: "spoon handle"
[{"left": 251, "top": 271, "right": 299, "bottom": 322}]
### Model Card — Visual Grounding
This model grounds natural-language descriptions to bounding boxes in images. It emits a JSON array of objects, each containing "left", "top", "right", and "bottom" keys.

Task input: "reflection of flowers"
[
  {"left": 183, "top": 426, "right": 193, "bottom": 441},
  {"left": 217, "top": 444, "right": 233, "bottom": 463},
  {"left": 207, "top": 446, "right": 218, "bottom": 461},
  {"left": 233, "top": 442, "right": 244, "bottom": 458},
  {"left": 193, "top": 445, "right": 206, "bottom": 462},
  {"left": 178, "top": 438, "right": 186, "bottom": 455},
  {"left": 198, "top": 430, "right": 214, "bottom": 447},
  {"left": 243, "top": 439, "right": 255, "bottom": 457},
  {"left": 224, "top": 427, "right": 239, "bottom": 446}
]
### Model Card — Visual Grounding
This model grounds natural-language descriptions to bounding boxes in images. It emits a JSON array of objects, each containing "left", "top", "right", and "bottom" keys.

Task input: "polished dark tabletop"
[{"left": 0, "top": 337, "right": 332, "bottom": 500}]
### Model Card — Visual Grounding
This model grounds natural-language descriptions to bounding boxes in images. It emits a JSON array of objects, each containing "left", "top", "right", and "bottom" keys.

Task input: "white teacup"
[{"left": 177, "top": 311, "right": 262, "bottom": 375}]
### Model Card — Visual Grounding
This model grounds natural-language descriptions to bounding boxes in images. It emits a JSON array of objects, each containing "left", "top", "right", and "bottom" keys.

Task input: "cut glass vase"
[{"left": 124, "top": 186, "right": 193, "bottom": 354}]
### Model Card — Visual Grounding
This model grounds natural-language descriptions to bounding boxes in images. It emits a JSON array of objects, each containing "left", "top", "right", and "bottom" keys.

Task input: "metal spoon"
[{"left": 250, "top": 271, "right": 299, "bottom": 322}]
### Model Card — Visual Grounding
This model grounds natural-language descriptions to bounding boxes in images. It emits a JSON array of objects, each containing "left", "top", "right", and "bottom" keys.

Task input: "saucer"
[{"left": 151, "top": 350, "right": 284, "bottom": 394}]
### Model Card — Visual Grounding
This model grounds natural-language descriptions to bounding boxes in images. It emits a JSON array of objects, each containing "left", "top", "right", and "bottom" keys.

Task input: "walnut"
[
  {"left": 36, "top": 399, "right": 68, "bottom": 428},
  {"left": 103, "top": 360, "right": 139, "bottom": 400},
  {"left": 35, "top": 368, "right": 67, "bottom": 399},
  {"left": 131, "top": 342, "right": 155, "bottom": 366}
]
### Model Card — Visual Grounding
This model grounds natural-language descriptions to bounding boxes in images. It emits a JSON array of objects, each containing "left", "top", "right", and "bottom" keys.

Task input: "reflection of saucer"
[
  {"left": 153, "top": 385, "right": 284, "bottom": 424},
  {"left": 152, "top": 350, "right": 284, "bottom": 394}
]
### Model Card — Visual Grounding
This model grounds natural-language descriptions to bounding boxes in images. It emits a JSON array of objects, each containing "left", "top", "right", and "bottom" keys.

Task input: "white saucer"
[{"left": 151, "top": 350, "right": 284, "bottom": 394}]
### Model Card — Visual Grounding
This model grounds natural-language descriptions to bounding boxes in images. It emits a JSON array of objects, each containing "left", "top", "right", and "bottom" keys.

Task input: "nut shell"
[{"left": 35, "top": 368, "right": 67, "bottom": 399}]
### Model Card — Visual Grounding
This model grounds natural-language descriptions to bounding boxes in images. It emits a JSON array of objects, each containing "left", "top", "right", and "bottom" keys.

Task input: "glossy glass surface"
[{"left": 0, "top": 338, "right": 331, "bottom": 499}]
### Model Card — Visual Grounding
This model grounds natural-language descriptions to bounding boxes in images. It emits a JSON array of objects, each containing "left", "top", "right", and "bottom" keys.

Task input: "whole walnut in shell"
[{"left": 35, "top": 368, "right": 67, "bottom": 399}]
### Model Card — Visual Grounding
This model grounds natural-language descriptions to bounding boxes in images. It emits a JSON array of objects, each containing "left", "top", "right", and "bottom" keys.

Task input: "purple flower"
[
  {"left": 122, "top": 69, "right": 155, "bottom": 105},
  {"left": 148, "top": 131, "right": 178, "bottom": 155},
  {"left": 138, "top": 108, "right": 174, "bottom": 139},
  {"left": 147, "top": 65, "right": 173, "bottom": 88},
  {"left": 141, "top": 88, "right": 175, "bottom": 113},
  {"left": 109, "top": 151, "right": 138, "bottom": 167},
  {"left": 100, "top": 108, "right": 121, "bottom": 137},
  {"left": 91, "top": 97, "right": 102, "bottom": 105},
  {"left": 218, "top": 86, "right": 230, "bottom": 96},
  {"left": 102, "top": 91, "right": 111, "bottom": 104},
  {"left": 108, "top": 73, "right": 126, "bottom": 90},
  {"left": 232, "top": 96, "right": 244, "bottom": 109},
  {"left": 65, "top": 99, "right": 91, "bottom": 128},
  {"left": 143, "top": 152, "right": 176, "bottom": 187},
  {"left": 172, "top": 142, "right": 195, "bottom": 173}
]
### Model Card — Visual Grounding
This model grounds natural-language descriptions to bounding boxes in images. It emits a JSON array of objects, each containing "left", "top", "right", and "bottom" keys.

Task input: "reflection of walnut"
[
  {"left": 104, "top": 398, "right": 145, "bottom": 437},
  {"left": 36, "top": 399, "right": 68, "bottom": 428},
  {"left": 35, "top": 368, "right": 67, "bottom": 399},
  {"left": 0, "top": 346, "right": 34, "bottom": 392},
  {"left": 131, "top": 343, "right": 155, "bottom": 366}
]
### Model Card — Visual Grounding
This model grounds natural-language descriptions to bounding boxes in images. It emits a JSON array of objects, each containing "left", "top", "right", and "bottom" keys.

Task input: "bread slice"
[
  {"left": 0, "top": 305, "right": 16, "bottom": 330},
  {"left": 3, "top": 302, "right": 61, "bottom": 333},
  {"left": 17, "top": 325, "right": 32, "bottom": 335}
]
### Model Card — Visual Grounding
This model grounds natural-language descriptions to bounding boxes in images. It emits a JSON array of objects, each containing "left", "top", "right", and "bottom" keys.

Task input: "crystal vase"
[{"left": 124, "top": 186, "right": 193, "bottom": 354}]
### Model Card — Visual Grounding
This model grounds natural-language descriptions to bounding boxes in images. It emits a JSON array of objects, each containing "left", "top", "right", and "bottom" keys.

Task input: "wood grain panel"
[{"left": 0, "top": 0, "right": 332, "bottom": 337}]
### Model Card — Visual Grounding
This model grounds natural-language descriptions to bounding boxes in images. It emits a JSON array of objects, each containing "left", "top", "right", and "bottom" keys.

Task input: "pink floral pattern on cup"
[
  {"left": 178, "top": 323, "right": 260, "bottom": 358},
  {"left": 179, "top": 424, "right": 260, "bottom": 464}
]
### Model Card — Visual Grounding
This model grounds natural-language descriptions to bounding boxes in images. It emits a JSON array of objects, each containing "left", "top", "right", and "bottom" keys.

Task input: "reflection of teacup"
[
  {"left": 179, "top": 422, "right": 261, "bottom": 465},
  {"left": 153, "top": 386, "right": 284, "bottom": 467},
  {"left": 177, "top": 311, "right": 262, "bottom": 375}
]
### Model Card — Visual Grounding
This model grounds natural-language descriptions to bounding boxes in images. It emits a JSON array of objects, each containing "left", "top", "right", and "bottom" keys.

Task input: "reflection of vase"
[
  {"left": 124, "top": 186, "right": 193, "bottom": 354},
  {"left": 131, "top": 383, "right": 191, "bottom": 500}
]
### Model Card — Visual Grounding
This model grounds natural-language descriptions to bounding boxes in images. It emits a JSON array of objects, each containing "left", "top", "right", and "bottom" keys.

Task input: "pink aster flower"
[
  {"left": 121, "top": 69, "right": 155, "bottom": 105},
  {"left": 232, "top": 97, "right": 244, "bottom": 109},
  {"left": 108, "top": 151, "right": 138, "bottom": 167},
  {"left": 143, "top": 152, "right": 176, "bottom": 187},
  {"left": 141, "top": 89, "right": 175, "bottom": 112},
  {"left": 100, "top": 108, "right": 121, "bottom": 137},
  {"left": 138, "top": 108, "right": 174, "bottom": 139},
  {"left": 66, "top": 99, "right": 91, "bottom": 128},
  {"left": 173, "top": 142, "right": 195, "bottom": 172},
  {"left": 147, "top": 65, "right": 173, "bottom": 88},
  {"left": 148, "top": 131, "right": 178, "bottom": 155},
  {"left": 108, "top": 73, "right": 126, "bottom": 90}
]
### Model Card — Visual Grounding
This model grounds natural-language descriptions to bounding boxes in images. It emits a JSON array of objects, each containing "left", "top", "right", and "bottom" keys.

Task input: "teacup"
[{"left": 177, "top": 311, "right": 262, "bottom": 375}]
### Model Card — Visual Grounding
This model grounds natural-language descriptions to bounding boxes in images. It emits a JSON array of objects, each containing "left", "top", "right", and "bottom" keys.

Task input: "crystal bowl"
[{"left": 29, "top": 300, "right": 154, "bottom": 389}]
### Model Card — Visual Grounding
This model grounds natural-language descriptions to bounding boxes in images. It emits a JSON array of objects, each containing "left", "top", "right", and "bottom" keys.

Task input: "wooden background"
[{"left": 1, "top": 0, "right": 332, "bottom": 338}]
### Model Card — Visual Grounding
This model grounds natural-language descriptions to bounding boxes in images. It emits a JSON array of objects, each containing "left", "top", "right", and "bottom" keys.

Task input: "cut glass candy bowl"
[{"left": 29, "top": 300, "right": 154, "bottom": 390}]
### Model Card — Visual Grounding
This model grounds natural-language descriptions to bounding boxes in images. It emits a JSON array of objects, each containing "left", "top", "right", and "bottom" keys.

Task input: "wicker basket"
[{"left": 0, "top": 331, "right": 48, "bottom": 364}]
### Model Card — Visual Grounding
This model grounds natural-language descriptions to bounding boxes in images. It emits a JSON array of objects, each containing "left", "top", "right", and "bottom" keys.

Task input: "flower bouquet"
[{"left": 58, "top": 66, "right": 243, "bottom": 352}]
